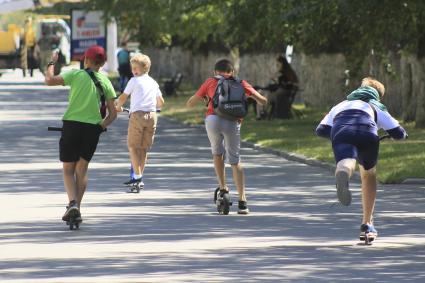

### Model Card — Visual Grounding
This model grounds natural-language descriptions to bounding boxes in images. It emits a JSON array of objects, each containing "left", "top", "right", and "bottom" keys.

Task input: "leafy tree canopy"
[{"left": 85, "top": 0, "right": 425, "bottom": 62}]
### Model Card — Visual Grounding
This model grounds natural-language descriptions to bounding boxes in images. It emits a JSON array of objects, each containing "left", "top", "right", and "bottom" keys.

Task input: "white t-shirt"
[
  {"left": 124, "top": 74, "right": 162, "bottom": 113},
  {"left": 319, "top": 100, "right": 400, "bottom": 131}
]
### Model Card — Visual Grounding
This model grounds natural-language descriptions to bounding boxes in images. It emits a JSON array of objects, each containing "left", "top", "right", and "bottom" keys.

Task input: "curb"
[
  {"left": 163, "top": 116, "right": 425, "bottom": 185},
  {"left": 162, "top": 116, "right": 363, "bottom": 181},
  {"left": 401, "top": 178, "right": 425, "bottom": 185},
  {"left": 240, "top": 140, "right": 361, "bottom": 182}
]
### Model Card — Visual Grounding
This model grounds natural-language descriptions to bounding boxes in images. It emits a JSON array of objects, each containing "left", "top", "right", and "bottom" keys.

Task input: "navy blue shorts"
[{"left": 331, "top": 126, "right": 379, "bottom": 170}]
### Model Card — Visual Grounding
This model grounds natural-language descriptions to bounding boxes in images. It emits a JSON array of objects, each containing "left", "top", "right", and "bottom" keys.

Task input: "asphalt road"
[{"left": 1, "top": 70, "right": 425, "bottom": 282}]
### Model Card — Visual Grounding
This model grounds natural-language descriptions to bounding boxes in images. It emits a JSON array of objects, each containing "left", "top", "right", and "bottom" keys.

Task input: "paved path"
[{"left": 1, "top": 70, "right": 425, "bottom": 282}]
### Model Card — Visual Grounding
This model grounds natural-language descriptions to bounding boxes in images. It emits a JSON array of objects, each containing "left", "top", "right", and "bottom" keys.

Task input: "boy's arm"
[
  {"left": 242, "top": 80, "right": 267, "bottom": 105},
  {"left": 101, "top": 98, "right": 117, "bottom": 129},
  {"left": 378, "top": 110, "right": 408, "bottom": 140},
  {"left": 157, "top": 95, "right": 165, "bottom": 108},
  {"left": 386, "top": 126, "right": 407, "bottom": 139},
  {"left": 44, "top": 52, "right": 64, "bottom": 86},
  {"left": 186, "top": 95, "right": 204, "bottom": 108},
  {"left": 115, "top": 93, "right": 129, "bottom": 112},
  {"left": 315, "top": 113, "right": 333, "bottom": 139},
  {"left": 315, "top": 124, "right": 332, "bottom": 139},
  {"left": 187, "top": 80, "right": 209, "bottom": 108},
  {"left": 250, "top": 90, "right": 267, "bottom": 106}
]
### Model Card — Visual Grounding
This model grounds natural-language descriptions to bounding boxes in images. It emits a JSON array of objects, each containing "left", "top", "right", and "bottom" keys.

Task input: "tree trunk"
[
  {"left": 414, "top": 58, "right": 425, "bottom": 128},
  {"left": 230, "top": 47, "right": 240, "bottom": 74},
  {"left": 401, "top": 55, "right": 416, "bottom": 122}
]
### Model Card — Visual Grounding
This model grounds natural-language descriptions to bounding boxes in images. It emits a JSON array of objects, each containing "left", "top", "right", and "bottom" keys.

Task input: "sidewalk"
[{"left": 0, "top": 73, "right": 425, "bottom": 282}]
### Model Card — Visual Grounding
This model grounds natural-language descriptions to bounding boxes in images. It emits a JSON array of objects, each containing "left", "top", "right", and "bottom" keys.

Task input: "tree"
[{"left": 86, "top": 0, "right": 425, "bottom": 123}]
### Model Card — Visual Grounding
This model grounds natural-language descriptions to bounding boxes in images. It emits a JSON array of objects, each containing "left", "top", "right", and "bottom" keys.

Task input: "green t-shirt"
[{"left": 61, "top": 69, "right": 116, "bottom": 124}]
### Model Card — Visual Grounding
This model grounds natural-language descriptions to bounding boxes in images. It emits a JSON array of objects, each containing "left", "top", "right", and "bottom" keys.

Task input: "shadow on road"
[{"left": 1, "top": 83, "right": 425, "bottom": 282}]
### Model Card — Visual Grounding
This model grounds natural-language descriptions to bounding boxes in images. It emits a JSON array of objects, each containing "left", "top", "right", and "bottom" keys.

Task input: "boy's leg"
[
  {"left": 139, "top": 114, "right": 157, "bottom": 177},
  {"left": 359, "top": 165, "right": 377, "bottom": 225},
  {"left": 332, "top": 140, "right": 358, "bottom": 206},
  {"left": 129, "top": 147, "right": 142, "bottom": 176},
  {"left": 205, "top": 115, "right": 226, "bottom": 190},
  {"left": 222, "top": 120, "right": 242, "bottom": 198},
  {"left": 356, "top": 133, "right": 379, "bottom": 225},
  {"left": 335, "top": 157, "right": 356, "bottom": 206},
  {"left": 139, "top": 149, "right": 147, "bottom": 175},
  {"left": 359, "top": 165, "right": 378, "bottom": 240},
  {"left": 222, "top": 120, "right": 249, "bottom": 214},
  {"left": 231, "top": 163, "right": 246, "bottom": 201},
  {"left": 213, "top": 154, "right": 226, "bottom": 189},
  {"left": 127, "top": 112, "right": 145, "bottom": 179},
  {"left": 336, "top": 158, "right": 356, "bottom": 177},
  {"left": 75, "top": 158, "right": 89, "bottom": 207},
  {"left": 62, "top": 162, "right": 80, "bottom": 221},
  {"left": 63, "top": 162, "right": 77, "bottom": 202}
]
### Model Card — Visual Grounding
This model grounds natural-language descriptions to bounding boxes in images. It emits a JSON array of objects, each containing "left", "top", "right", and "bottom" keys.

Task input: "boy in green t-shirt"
[{"left": 45, "top": 45, "right": 117, "bottom": 224}]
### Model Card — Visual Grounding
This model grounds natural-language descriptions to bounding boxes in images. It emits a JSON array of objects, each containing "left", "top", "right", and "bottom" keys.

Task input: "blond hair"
[
  {"left": 361, "top": 77, "right": 385, "bottom": 97},
  {"left": 130, "top": 53, "right": 151, "bottom": 74}
]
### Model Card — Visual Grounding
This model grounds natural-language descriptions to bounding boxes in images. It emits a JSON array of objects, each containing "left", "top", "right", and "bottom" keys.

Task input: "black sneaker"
[
  {"left": 62, "top": 200, "right": 79, "bottom": 222},
  {"left": 237, "top": 201, "right": 250, "bottom": 215}
]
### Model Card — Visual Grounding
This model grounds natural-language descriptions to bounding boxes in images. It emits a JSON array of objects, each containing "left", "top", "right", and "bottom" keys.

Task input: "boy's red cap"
[{"left": 84, "top": 45, "right": 106, "bottom": 62}]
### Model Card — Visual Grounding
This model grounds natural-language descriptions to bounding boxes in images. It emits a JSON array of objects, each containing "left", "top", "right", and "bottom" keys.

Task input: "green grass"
[{"left": 161, "top": 92, "right": 425, "bottom": 183}]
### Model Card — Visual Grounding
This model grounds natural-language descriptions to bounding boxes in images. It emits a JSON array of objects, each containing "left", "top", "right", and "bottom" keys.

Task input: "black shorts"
[{"left": 59, "top": 120, "right": 103, "bottom": 162}]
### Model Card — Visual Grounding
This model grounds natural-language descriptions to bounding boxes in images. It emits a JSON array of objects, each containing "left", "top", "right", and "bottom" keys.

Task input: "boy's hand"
[{"left": 114, "top": 100, "right": 123, "bottom": 112}]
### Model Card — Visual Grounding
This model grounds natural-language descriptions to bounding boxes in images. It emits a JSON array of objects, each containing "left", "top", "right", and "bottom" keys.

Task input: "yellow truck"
[
  {"left": 0, "top": 16, "right": 70, "bottom": 74},
  {"left": 0, "top": 24, "right": 21, "bottom": 69}
]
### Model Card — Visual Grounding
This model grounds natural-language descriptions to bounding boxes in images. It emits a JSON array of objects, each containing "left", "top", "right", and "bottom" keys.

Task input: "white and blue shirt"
[{"left": 316, "top": 100, "right": 407, "bottom": 139}]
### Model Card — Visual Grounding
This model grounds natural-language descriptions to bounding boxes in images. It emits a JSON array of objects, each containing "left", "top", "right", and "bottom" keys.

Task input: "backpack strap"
[
  {"left": 85, "top": 68, "right": 106, "bottom": 118},
  {"left": 214, "top": 75, "right": 240, "bottom": 99}
]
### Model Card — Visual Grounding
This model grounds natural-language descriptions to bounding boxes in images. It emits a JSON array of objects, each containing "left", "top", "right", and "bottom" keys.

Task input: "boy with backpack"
[
  {"left": 115, "top": 53, "right": 164, "bottom": 188},
  {"left": 316, "top": 77, "right": 407, "bottom": 242},
  {"left": 44, "top": 45, "right": 117, "bottom": 223},
  {"left": 186, "top": 58, "right": 267, "bottom": 214}
]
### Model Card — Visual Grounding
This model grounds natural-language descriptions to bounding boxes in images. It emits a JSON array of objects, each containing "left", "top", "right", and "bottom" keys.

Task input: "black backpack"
[{"left": 212, "top": 75, "right": 248, "bottom": 120}]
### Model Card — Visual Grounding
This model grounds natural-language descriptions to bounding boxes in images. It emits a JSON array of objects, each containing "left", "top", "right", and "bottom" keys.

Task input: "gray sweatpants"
[{"left": 205, "top": 115, "right": 241, "bottom": 165}]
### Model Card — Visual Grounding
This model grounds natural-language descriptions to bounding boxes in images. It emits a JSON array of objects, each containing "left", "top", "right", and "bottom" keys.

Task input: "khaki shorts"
[{"left": 127, "top": 111, "right": 158, "bottom": 149}]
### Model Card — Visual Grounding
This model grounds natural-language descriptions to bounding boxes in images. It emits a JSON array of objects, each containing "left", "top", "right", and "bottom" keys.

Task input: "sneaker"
[
  {"left": 359, "top": 224, "right": 378, "bottom": 241},
  {"left": 335, "top": 170, "right": 351, "bottom": 206},
  {"left": 62, "top": 200, "right": 79, "bottom": 222},
  {"left": 124, "top": 177, "right": 142, "bottom": 186},
  {"left": 74, "top": 209, "right": 83, "bottom": 223},
  {"left": 237, "top": 200, "right": 250, "bottom": 215}
]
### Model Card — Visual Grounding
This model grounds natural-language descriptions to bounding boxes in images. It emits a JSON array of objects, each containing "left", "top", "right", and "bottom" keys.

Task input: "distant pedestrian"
[
  {"left": 186, "top": 58, "right": 267, "bottom": 214},
  {"left": 316, "top": 77, "right": 407, "bottom": 242},
  {"left": 115, "top": 53, "right": 164, "bottom": 188},
  {"left": 44, "top": 45, "right": 117, "bottom": 224},
  {"left": 268, "top": 55, "right": 299, "bottom": 119},
  {"left": 117, "top": 41, "right": 133, "bottom": 92},
  {"left": 23, "top": 17, "right": 37, "bottom": 77}
]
